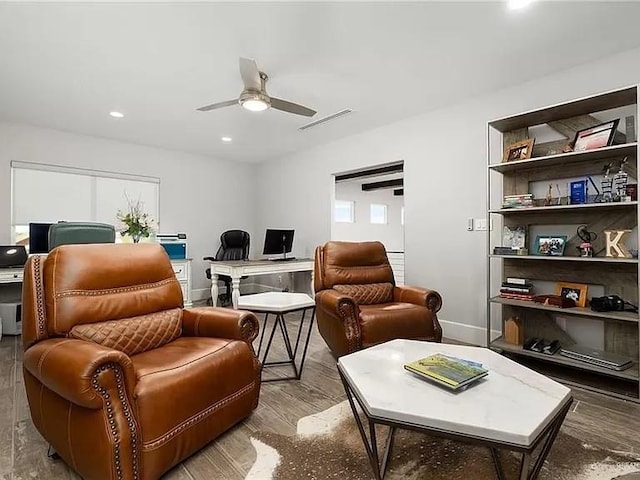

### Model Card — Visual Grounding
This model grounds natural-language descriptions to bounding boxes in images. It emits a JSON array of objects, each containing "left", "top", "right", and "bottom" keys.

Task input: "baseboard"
[{"left": 440, "top": 319, "right": 501, "bottom": 347}]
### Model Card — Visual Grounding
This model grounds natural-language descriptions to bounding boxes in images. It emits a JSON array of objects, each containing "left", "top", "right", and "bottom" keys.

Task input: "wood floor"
[{"left": 2, "top": 313, "right": 640, "bottom": 480}]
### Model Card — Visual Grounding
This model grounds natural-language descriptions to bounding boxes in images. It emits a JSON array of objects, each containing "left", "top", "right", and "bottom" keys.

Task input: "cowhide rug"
[{"left": 246, "top": 401, "right": 640, "bottom": 480}]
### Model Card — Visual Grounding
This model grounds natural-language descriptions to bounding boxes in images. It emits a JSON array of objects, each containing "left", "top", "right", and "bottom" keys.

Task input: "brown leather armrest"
[
  {"left": 394, "top": 286, "right": 443, "bottom": 313},
  {"left": 315, "top": 289, "right": 359, "bottom": 319},
  {"left": 23, "top": 338, "right": 135, "bottom": 409},
  {"left": 315, "top": 289, "right": 362, "bottom": 356},
  {"left": 182, "top": 307, "right": 259, "bottom": 344}
]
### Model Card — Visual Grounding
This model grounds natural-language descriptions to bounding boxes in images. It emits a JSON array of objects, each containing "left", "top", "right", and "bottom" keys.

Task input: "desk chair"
[
  {"left": 48, "top": 222, "right": 116, "bottom": 249},
  {"left": 314, "top": 241, "right": 443, "bottom": 357},
  {"left": 204, "top": 230, "right": 250, "bottom": 306}
]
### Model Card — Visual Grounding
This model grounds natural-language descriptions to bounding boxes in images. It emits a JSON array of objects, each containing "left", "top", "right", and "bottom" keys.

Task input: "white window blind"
[
  {"left": 12, "top": 168, "right": 93, "bottom": 224},
  {"left": 11, "top": 161, "right": 159, "bottom": 237}
]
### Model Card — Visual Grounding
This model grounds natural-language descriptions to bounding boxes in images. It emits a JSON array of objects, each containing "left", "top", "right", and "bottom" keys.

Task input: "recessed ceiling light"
[
  {"left": 508, "top": 0, "right": 534, "bottom": 10},
  {"left": 109, "top": 111, "right": 124, "bottom": 118},
  {"left": 221, "top": 136, "right": 232, "bottom": 142}
]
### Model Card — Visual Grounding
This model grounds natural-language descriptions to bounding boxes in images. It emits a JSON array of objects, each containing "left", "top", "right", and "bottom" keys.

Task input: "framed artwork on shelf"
[
  {"left": 572, "top": 120, "right": 619, "bottom": 152},
  {"left": 503, "top": 138, "right": 535, "bottom": 162},
  {"left": 502, "top": 225, "right": 526, "bottom": 249},
  {"left": 533, "top": 235, "right": 567, "bottom": 256},
  {"left": 556, "top": 282, "right": 589, "bottom": 308}
]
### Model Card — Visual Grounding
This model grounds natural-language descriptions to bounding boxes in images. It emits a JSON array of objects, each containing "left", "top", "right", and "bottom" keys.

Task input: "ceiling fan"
[{"left": 197, "top": 57, "right": 317, "bottom": 117}]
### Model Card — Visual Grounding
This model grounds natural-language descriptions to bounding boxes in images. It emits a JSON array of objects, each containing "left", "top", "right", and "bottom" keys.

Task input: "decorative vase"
[{"left": 132, "top": 234, "right": 141, "bottom": 244}]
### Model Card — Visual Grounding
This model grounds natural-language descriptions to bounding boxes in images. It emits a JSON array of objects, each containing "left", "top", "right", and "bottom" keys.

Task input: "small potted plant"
[{"left": 116, "top": 198, "right": 154, "bottom": 243}]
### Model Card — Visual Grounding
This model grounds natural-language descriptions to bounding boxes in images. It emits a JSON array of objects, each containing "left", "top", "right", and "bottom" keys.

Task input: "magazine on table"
[{"left": 404, "top": 353, "right": 488, "bottom": 391}]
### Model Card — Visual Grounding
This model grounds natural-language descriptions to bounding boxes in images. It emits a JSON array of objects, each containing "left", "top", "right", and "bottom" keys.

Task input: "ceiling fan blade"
[
  {"left": 270, "top": 97, "right": 316, "bottom": 117},
  {"left": 196, "top": 99, "right": 237, "bottom": 112},
  {"left": 239, "top": 57, "right": 262, "bottom": 91}
]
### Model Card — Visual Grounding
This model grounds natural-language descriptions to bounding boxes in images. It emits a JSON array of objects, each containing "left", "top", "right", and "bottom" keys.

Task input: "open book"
[{"left": 404, "top": 354, "right": 488, "bottom": 391}]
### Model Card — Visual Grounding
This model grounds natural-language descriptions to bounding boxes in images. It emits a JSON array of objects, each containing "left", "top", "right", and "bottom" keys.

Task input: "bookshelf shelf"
[
  {"left": 489, "top": 296, "right": 639, "bottom": 323},
  {"left": 488, "top": 143, "right": 637, "bottom": 174},
  {"left": 490, "top": 338, "right": 639, "bottom": 382},
  {"left": 486, "top": 85, "right": 640, "bottom": 400},
  {"left": 490, "top": 254, "right": 639, "bottom": 264},
  {"left": 490, "top": 201, "right": 638, "bottom": 215}
]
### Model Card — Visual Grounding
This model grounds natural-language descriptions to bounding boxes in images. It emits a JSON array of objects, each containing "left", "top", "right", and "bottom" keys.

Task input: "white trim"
[
  {"left": 10, "top": 160, "right": 160, "bottom": 183},
  {"left": 440, "top": 319, "right": 501, "bottom": 347}
]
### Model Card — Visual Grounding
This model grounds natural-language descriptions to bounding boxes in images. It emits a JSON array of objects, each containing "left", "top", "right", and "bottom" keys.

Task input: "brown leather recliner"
[
  {"left": 22, "top": 243, "right": 261, "bottom": 480},
  {"left": 314, "top": 241, "right": 443, "bottom": 357}
]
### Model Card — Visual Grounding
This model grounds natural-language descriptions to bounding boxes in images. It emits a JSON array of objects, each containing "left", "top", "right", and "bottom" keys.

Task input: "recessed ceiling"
[{"left": 1, "top": 2, "right": 639, "bottom": 163}]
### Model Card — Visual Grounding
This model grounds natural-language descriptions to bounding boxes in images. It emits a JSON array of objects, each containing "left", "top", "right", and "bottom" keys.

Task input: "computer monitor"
[
  {"left": 263, "top": 229, "right": 294, "bottom": 260},
  {"left": 29, "top": 222, "right": 53, "bottom": 254}
]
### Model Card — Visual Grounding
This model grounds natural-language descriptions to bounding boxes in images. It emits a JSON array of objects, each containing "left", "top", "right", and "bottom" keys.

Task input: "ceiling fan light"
[{"left": 242, "top": 98, "right": 269, "bottom": 112}]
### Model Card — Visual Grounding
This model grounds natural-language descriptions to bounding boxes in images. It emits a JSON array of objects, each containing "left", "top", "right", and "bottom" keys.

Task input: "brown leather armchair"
[
  {"left": 314, "top": 241, "right": 442, "bottom": 357},
  {"left": 22, "top": 243, "right": 261, "bottom": 480}
]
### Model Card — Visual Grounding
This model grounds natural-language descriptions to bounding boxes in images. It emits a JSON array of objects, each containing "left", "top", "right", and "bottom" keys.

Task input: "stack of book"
[
  {"left": 502, "top": 193, "right": 534, "bottom": 209},
  {"left": 404, "top": 353, "right": 488, "bottom": 391},
  {"left": 500, "top": 277, "right": 534, "bottom": 301}
]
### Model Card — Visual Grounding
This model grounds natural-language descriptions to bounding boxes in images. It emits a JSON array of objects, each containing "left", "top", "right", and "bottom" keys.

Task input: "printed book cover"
[{"left": 404, "top": 354, "right": 488, "bottom": 390}]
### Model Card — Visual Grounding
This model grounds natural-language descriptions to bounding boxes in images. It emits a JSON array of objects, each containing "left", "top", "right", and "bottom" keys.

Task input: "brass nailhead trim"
[
  {"left": 142, "top": 379, "right": 258, "bottom": 451},
  {"left": 92, "top": 364, "right": 139, "bottom": 480},
  {"left": 338, "top": 300, "right": 360, "bottom": 353},
  {"left": 34, "top": 256, "right": 46, "bottom": 337}
]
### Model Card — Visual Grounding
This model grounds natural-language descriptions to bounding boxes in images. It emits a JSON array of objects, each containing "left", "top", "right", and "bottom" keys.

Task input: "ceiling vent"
[{"left": 299, "top": 109, "right": 353, "bottom": 131}]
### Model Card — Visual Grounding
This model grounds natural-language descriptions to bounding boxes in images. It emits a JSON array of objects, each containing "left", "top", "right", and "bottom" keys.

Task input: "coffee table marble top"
[
  {"left": 237, "top": 292, "right": 315, "bottom": 313},
  {"left": 338, "top": 339, "right": 571, "bottom": 447}
]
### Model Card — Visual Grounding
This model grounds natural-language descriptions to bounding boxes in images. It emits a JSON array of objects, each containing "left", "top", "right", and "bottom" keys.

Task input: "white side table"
[{"left": 238, "top": 292, "right": 316, "bottom": 382}]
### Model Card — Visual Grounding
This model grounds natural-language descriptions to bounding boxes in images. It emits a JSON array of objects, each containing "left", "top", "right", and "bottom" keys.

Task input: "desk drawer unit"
[
  {"left": 0, "top": 269, "right": 23, "bottom": 283},
  {"left": 170, "top": 259, "right": 192, "bottom": 307}
]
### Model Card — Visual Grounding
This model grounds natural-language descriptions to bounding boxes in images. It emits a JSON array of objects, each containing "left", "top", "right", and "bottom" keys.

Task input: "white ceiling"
[{"left": 1, "top": 2, "right": 640, "bottom": 163}]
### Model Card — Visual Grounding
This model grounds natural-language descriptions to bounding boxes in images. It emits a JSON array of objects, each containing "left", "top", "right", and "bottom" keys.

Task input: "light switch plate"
[
  {"left": 476, "top": 219, "right": 488, "bottom": 231},
  {"left": 467, "top": 218, "right": 474, "bottom": 231}
]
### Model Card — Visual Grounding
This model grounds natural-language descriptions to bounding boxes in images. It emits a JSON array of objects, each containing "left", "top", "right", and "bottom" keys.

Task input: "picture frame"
[
  {"left": 502, "top": 225, "right": 526, "bottom": 249},
  {"left": 556, "top": 282, "right": 588, "bottom": 308},
  {"left": 533, "top": 235, "right": 567, "bottom": 256},
  {"left": 503, "top": 138, "right": 535, "bottom": 162},
  {"left": 572, "top": 119, "right": 619, "bottom": 152}
]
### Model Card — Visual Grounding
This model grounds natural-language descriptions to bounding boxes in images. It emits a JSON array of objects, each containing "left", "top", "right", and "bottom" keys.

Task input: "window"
[
  {"left": 335, "top": 200, "right": 355, "bottom": 223},
  {"left": 370, "top": 204, "right": 387, "bottom": 224},
  {"left": 11, "top": 161, "right": 159, "bottom": 245},
  {"left": 401, "top": 206, "right": 405, "bottom": 226}
]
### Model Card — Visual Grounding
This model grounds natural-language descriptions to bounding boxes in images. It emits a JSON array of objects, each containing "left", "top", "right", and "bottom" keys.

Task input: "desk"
[
  {"left": 209, "top": 259, "right": 314, "bottom": 309},
  {"left": 0, "top": 267, "right": 23, "bottom": 285},
  {"left": 0, "top": 268, "right": 23, "bottom": 336}
]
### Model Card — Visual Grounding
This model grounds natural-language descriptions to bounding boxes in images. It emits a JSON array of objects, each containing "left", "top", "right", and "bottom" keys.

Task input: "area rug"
[{"left": 246, "top": 401, "right": 640, "bottom": 480}]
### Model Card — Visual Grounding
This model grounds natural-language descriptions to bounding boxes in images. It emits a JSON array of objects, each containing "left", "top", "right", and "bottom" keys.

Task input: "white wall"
[
  {"left": 254, "top": 46, "right": 640, "bottom": 345},
  {"left": 0, "top": 123, "right": 255, "bottom": 298},
  {"left": 332, "top": 181, "right": 404, "bottom": 251}
]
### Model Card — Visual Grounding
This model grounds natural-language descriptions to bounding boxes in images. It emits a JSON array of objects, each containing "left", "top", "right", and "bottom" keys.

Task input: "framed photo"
[
  {"left": 503, "top": 138, "right": 535, "bottom": 162},
  {"left": 533, "top": 235, "right": 567, "bottom": 256},
  {"left": 572, "top": 120, "right": 619, "bottom": 152},
  {"left": 556, "top": 282, "right": 588, "bottom": 308}
]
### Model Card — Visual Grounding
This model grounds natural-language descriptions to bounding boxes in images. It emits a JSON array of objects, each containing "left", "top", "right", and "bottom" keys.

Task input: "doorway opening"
[{"left": 331, "top": 161, "right": 405, "bottom": 284}]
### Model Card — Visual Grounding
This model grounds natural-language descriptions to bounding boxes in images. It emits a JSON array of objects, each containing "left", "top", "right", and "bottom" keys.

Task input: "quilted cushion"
[
  {"left": 69, "top": 308, "right": 182, "bottom": 356},
  {"left": 333, "top": 282, "right": 394, "bottom": 305}
]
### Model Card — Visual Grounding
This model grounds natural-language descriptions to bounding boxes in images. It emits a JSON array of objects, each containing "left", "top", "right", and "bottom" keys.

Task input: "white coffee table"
[
  {"left": 238, "top": 292, "right": 316, "bottom": 382},
  {"left": 337, "top": 339, "right": 573, "bottom": 480}
]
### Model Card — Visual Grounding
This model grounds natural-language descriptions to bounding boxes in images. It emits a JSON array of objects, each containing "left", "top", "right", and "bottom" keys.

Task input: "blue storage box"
[{"left": 160, "top": 242, "right": 187, "bottom": 259}]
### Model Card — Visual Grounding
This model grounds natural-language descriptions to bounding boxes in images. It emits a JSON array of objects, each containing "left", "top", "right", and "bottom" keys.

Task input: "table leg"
[
  {"left": 231, "top": 276, "right": 241, "bottom": 309},
  {"left": 210, "top": 273, "right": 219, "bottom": 307}
]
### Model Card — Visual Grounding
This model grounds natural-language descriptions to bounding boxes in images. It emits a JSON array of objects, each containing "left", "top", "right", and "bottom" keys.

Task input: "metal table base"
[
  {"left": 257, "top": 306, "right": 315, "bottom": 382},
  {"left": 338, "top": 365, "right": 572, "bottom": 480}
]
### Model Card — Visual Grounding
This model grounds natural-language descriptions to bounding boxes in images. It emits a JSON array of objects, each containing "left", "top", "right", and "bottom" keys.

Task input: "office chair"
[
  {"left": 48, "top": 222, "right": 116, "bottom": 249},
  {"left": 204, "top": 230, "right": 250, "bottom": 306}
]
